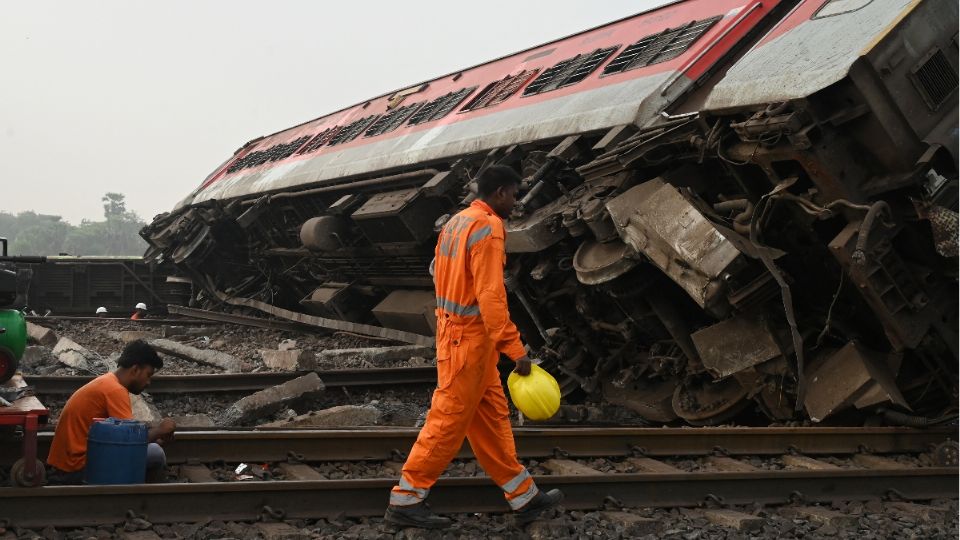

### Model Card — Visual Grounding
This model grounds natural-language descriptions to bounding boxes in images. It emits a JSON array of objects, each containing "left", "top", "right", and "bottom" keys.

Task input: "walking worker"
[
  {"left": 47, "top": 340, "right": 176, "bottom": 484},
  {"left": 385, "top": 165, "right": 563, "bottom": 529},
  {"left": 130, "top": 302, "right": 148, "bottom": 320}
]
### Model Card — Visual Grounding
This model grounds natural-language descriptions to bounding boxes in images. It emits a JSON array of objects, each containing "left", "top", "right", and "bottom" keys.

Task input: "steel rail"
[
  {"left": 27, "top": 367, "right": 437, "bottom": 395},
  {"left": 4, "top": 468, "right": 955, "bottom": 527},
  {"left": 25, "top": 316, "right": 213, "bottom": 326},
  {"left": 2, "top": 427, "right": 951, "bottom": 466}
]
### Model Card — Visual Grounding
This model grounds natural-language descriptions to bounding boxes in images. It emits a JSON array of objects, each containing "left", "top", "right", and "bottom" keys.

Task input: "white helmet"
[
  {"left": 135, "top": 302, "right": 148, "bottom": 310},
  {"left": 96, "top": 306, "right": 108, "bottom": 314}
]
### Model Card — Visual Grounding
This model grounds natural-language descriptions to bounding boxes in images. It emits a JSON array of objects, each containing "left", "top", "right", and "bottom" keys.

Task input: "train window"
[
  {"left": 328, "top": 114, "right": 381, "bottom": 146},
  {"left": 602, "top": 16, "right": 722, "bottom": 75},
  {"left": 812, "top": 0, "right": 874, "bottom": 18},
  {"left": 227, "top": 135, "right": 312, "bottom": 173},
  {"left": 296, "top": 127, "right": 342, "bottom": 155},
  {"left": 408, "top": 87, "right": 477, "bottom": 125},
  {"left": 364, "top": 102, "right": 425, "bottom": 137},
  {"left": 460, "top": 70, "right": 539, "bottom": 111},
  {"left": 522, "top": 47, "right": 619, "bottom": 96}
]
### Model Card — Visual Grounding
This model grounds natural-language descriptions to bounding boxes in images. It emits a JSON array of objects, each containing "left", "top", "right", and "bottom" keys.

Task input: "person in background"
[
  {"left": 47, "top": 340, "right": 176, "bottom": 484},
  {"left": 96, "top": 306, "right": 108, "bottom": 318},
  {"left": 130, "top": 302, "right": 148, "bottom": 320}
]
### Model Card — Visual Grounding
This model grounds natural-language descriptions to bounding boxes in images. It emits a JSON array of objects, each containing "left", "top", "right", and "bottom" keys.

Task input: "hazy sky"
[{"left": 1, "top": 1, "right": 668, "bottom": 225}]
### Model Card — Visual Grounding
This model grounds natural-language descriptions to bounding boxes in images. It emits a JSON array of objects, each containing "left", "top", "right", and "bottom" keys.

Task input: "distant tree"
[
  {"left": 9, "top": 216, "right": 71, "bottom": 255},
  {"left": 2, "top": 193, "right": 148, "bottom": 256}
]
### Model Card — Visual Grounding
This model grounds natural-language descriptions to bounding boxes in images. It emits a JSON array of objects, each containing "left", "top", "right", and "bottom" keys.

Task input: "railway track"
[
  {"left": 1, "top": 427, "right": 955, "bottom": 527},
  {"left": 26, "top": 366, "right": 437, "bottom": 394}
]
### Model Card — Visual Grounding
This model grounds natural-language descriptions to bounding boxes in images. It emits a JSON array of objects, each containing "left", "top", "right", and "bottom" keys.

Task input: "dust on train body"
[{"left": 142, "top": 0, "right": 959, "bottom": 425}]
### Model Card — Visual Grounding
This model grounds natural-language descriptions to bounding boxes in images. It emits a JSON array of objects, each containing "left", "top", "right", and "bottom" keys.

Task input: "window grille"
[
  {"left": 522, "top": 47, "right": 619, "bottom": 96},
  {"left": 227, "top": 135, "right": 311, "bottom": 173},
  {"left": 408, "top": 87, "right": 477, "bottom": 125},
  {"left": 364, "top": 102, "right": 425, "bottom": 137},
  {"left": 602, "top": 16, "right": 721, "bottom": 75},
  {"left": 296, "top": 127, "right": 342, "bottom": 155},
  {"left": 460, "top": 70, "right": 539, "bottom": 111},
  {"left": 328, "top": 115, "right": 380, "bottom": 145}
]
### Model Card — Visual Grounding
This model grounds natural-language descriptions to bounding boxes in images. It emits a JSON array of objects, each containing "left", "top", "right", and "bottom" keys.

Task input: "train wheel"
[
  {"left": 0, "top": 347, "right": 18, "bottom": 385},
  {"left": 672, "top": 376, "right": 750, "bottom": 426},
  {"left": 602, "top": 377, "right": 678, "bottom": 423},
  {"left": 10, "top": 458, "right": 45, "bottom": 487}
]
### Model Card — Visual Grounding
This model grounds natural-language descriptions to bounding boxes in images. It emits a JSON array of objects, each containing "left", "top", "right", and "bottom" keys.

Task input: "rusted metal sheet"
[
  {"left": 804, "top": 342, "right": 909, "bottom": 423},
  {"left": 691, "top": 312, "right": 784, "bottom": 378},
  {"left": 606, "top": 178, "right": 743, "bottom": 310}
]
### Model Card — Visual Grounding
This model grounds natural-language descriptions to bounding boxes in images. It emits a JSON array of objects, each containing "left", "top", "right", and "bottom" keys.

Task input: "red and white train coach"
[{"left": 146, "top": 0, "right": 958, "bottom": 425}]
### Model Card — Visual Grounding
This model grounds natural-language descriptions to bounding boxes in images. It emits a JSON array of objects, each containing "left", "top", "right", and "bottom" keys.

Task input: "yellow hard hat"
[{"left": 507, "top": 364, "right": 561, "bottom": 420}]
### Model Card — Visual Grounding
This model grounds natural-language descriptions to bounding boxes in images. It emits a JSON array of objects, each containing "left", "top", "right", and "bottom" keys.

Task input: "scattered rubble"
[
  {"left": 259, "top": 349, "right": 315, "bottom": 371},
  {"left": 130, "top": 393, "right": 162, "bottom": 423},
  {"left": 52, "top": 337, "right": 111, "bottom": 373},
  {"left": 148, "top": 338, "right": 246, "bottom": 372},
  {"left": 260, "top": 404, "right": 381, "bottom": 428},
  {"left": 316, "top": 345, "right": 435, "bottom": 368},
  {"left": 25, "top": 321, "right": 57, "bottom": 346},
  {"left": 218, "top": 373, "right": 326, "bottom": 426},
  {"left": 11, "top": 499, "right": 958, "bottom": 539}
]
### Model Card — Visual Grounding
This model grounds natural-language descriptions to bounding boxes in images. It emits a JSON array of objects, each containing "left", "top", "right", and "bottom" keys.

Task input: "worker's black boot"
[
  {"left": 384, "top": 501, "right": 452, "bottom": 529},
  {"left": 514, "top": 488, "right": 564, "bottom": 526}
]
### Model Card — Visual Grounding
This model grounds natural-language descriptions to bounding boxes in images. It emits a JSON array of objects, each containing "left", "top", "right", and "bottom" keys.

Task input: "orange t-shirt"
[{"left": 47, "top": 372, "right": 133, "bottom": 472}]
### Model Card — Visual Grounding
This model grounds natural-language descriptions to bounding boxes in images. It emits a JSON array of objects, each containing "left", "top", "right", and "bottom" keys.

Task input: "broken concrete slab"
[
  {"left": 278, "top": 339, "right": 298, "bottom": 351},
  {"left": 317, "top": 345, "right": 435, "bottom": 366},
  {"left": 600, "top": 512, "right": 660, "bottom": 535},
  {"left": 260, "top": 404, "right": 380, "bottom": 428},
  {"left": 148, "top": 339, "right": 243, "bottom": 372},
  {"left": 701, "top": 509, "right": 763, "bottom": 531},
  {"left": 259, "top": 349, "right": 315, "bottom": 371},
  {"left": 170, "top": 414, "right": 215, "bottom": 428},
  {"left": 20, "top": 346, "right": 47, "bottom": 367},
  {"left": 130, "top": 394, "right": 162, "bottom": 423},
  {"left": 218, "top": 372, "right": 325, "bottom": 426},
  {"left": 542, "top": 459, "right": 602, "bottom": 475},
  {"left": 52, "top": 337, "right": 103, "bottom": 372},
  {"left": 26, "top": 322, "right": 57, "bottom": 347}
]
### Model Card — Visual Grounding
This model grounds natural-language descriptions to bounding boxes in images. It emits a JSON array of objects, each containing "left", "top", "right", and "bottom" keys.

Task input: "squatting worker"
[
  {"left": 47, "top": 340, "right": 176, "bottom": 485},
  {"left": 384, "top": 165, "right": 563, "bottom": 529}
]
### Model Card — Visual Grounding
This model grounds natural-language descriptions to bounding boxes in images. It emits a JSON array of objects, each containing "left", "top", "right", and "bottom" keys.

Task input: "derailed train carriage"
[{"left": 143, "top": 0, "right": 959, "bottom": 425}]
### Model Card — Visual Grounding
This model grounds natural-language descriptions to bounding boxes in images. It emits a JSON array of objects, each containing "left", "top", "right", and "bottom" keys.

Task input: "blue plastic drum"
[{"left": 85, "top": 418, "right": 148, "bottom": 485}]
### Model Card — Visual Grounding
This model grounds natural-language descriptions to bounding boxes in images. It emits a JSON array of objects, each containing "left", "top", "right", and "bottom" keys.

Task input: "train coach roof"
[
  {"left": 181, "top": 0, "right": 779, "bottom": 208},
  {"left": 704, "top": 0, "right": 931, "bottom": 110}
]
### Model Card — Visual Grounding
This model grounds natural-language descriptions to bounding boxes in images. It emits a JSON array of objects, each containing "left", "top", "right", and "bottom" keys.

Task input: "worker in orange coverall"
[{"left": 384, "top": 165, "right": 563, "bottom": 529}]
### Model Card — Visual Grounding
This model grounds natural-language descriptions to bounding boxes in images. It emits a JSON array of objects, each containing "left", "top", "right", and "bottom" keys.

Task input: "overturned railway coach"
[{"left": 143, "top": 0, "right": 959, "bottom": 425}]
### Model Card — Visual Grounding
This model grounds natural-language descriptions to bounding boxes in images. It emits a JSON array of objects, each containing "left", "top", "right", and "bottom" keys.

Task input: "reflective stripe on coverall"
[{"left": 390, "top": 199, "right": 538, "bottom": 510}]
